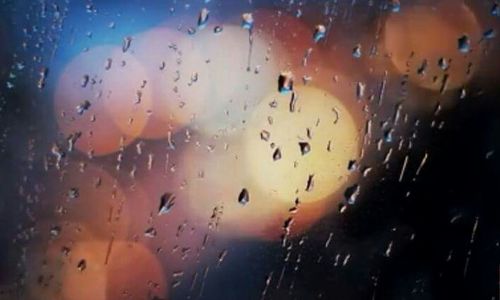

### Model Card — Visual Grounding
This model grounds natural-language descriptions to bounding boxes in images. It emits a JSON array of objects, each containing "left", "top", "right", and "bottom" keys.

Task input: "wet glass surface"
[{"left": 0, "top": 1, "right": 499, "bottom": 299}]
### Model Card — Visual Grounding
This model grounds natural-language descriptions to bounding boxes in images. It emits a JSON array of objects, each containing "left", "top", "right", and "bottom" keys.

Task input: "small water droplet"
[
  {"left": 77, "top": 259, "right": 87, "bottom": 272},
  {"left": 347, "top": 160, "right": 357, "bottom": 171},
  {"left": 483, "top": 28, "right": 495, "bottom": 40},
  {"left": 37, "top": 67, "right": 49, "bottom": 89},
  {"left": 491, "top": 3, "right": 500, "bottom": 16},
  {"left": 260, "top": 130, "right": 270, "bottom": 141},
  {"left": 457, "top": 35, "right": 471, "bottom": 53},
  {"left": 352, "top": 44, "right": 362, "bottom": 58},
  {"left": 198, "top": 8, "right": 210, "bottom": 29},
  {"left": 50, "top": 225, "right": 61, "bottom": 238},
  {"left": 278, "top": 71, "right": 294, "bottom": 93},
  {"left": 122, "top": 36, "right": 132, "bottom": 53},
  {"left": 81, "top": 74, "right": 90, "bottom": 87},
  {"left": 67, "top": 187, "right": 79, "bottom": 199},
  {"left": 438, "top": 57, "right": 449, "bottom": 70},
  {"left": 158, "top": 193, "right": 176, "bottom": 215},
  {"left": 313, "top": 24, "right": 326, "bottom": 42},
  {"left": 241, "top": 13, "right": 254, "bottom": 30},
  {"left": 238, "top": 188, "right": 249, "bottom": 205},
  {"left": 104, "top": 58, "right": 113, "bottom": 70},
  {"left": 299, "top": 142, "right": 311, "bottom": 155},
  {"left": 273, "top": 148, "right": 282, "bottom": 161},
  {"left": 305, "top": 174, "right": 314, "bottom": 192},
  {"left": 344, "top": 184, "right": 360, "bottom": 204},
  {"left": 76, "top": 100, "right": 91, "bottom": 115},
  {"left": 144, "top": 227, "right": 157, "bottom": 238},
  {"left": 213, "top": 25, "right": 223, "bottom": 34}
]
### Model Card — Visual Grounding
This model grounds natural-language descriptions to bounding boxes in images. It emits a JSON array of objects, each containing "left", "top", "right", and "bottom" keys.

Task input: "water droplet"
[
  {"left": 278, "top": 71, "right": 294, "bottom": 93},
  {"left": 50, "top": 225, "right": 61, "bottom": 238},
  {"left": 299, "top": 142, "right": 311, "bottom": 155},
  {"left": 67, "top": 187, "right": 79, "bottom": 199},
  {"left": 438, "top": 57, "right": 449, "bottom": 70},
  {"left": 238, "top": 188, "right": 249, "bottom": 205},
  {"left": 390, "top": 0, "right": 400, "bottom": 12},
  {"left": 491, "top": 3, "right": 500, "bottom": 16},
  {"left": 76, "top": 100, "right": 91, "bottom": 115},
  {"left": 260, "top": 130, "right": 270, "bottom": 141},
  {"left": 313, "top": 24, "right": 326, "bottom": 42},
  {"left": 122, "top": 36, "right": 132, "bottom": 53},
  {"left": 356, "top": 82, "right": 365, "bottom": 99},
  {"left": 305, "top": 174, "right": 315, "bottom": 192},
  {"left": 347, "top": 160, "right": 357, "bottom": 171},
  {"left": 352, "top": 44, "right": 362, "bottom": 58},
  {"left": 77, "top": 259, "right": 87, "bottom": 272},
  {"left": 457, "top": 35, "right": 471, "bottom": 53},
  {"left": 289, "top": 92, "right": 298, "bottom": 112},
  {"left": 241, "top": 13, "right": 254, "bottom": 30},
  {"left": 344, "top": 184, "right": 360, "bottom": 204},
  {"left": 213, "top": 25, "right": 223, "bottom": 34},
  {"left": 273, "top": 148, "right": 282, "bottom": 161},
  {"left": 198, "top": 8, "right": 210, "bottom": 29},
  {"left": 104, "top": 58, "right": 113, "bottom": 70},
  {"left": 81, "top": 74, "right": 90, "bottom": 87},
  {"left": 158, "top": 193, "right": 176, "bottom": 215},
  {"left": 37, "top": 67, "right": 49, "bottom": 89},
  {"left": 144, "top": 227, "right": 157, "bottom": 238},
  {"left": 483, "top": 28, "right": 495, "bottom": 40},
  {"left": 383, "top": 128, "right": 394, "bottom": 143}
]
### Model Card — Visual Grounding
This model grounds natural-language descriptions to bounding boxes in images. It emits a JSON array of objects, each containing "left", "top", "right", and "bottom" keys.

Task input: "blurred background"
[{"left": 0, "top": 0, "right": 499, "bottom": 299}]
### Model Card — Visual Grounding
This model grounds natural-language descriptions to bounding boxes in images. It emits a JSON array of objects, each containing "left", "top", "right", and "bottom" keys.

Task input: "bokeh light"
[
  {"left": 54, "top": 46, "right": 152, "bottom": 156},
  {"left": 383, "top": 2, "right": 481, "bottom": 91}
]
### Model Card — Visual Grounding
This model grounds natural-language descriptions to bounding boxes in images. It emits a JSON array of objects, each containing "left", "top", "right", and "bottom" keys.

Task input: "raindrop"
[
  {"left": 198, "top": 8, "right": 210, "bottom": 29},
  {"left": 344, "top": 184, "right": 360, "bottom": 204},
  {"left": 356, "top": 82, "right": 365, "bottom": 100},
  {"left": 77, "top": 259, "right": 87, "bottom": 272},
  {"left": 278, "top": 71, "right": 294, "bottom": 93},
  {"left": 390, "top": 0, "right": 401, "bottom": 12},
  {"left": 104, "top": 58, "right": 113, "bottom": 70},
  {"left": 213, "top": 25, "right": 223, "bottom": 34},
  {"left": 491, "top": 3, "right": 500, "bottom": 16},
  {"left": 122, "top": 36, "right": 132, "bottom": 53},
  {"left": 81, "top": 74, "right": 90, "bottom": 87},
  {"left": 305, "top": 174, "right": 314, "bottom": 192},
  {"left": 289, "top": 92, "right": 298, "bottom": 112},
  {"left": 483, "top": 28, "right": 495, "bottom": 40},
  {"left": 144, "top": 227, "right": 157, "bottom": 238},
  {"left": 352, "top": 44, "right": 362, "bottom": 58},
  {"left": 438, "top": 57, "right": 449, "bottom": 70},
  {"left": 260, "top": 130, "right": 270, "bottom": 141},
  {"left": 76, "top": 100, "right": 91, "bottom": 115},
  {"left": 158, "top": 193, "right": 176, "bottom": 215},
  {"left": 50, "top": 225, "right": 61, "bottom": 238},
  {"left": 241, "top": 13, "right": 254, "bottom": 30},
  {"left": 67, "top": 187, "right": 79, "bottom": 199},
  {"left": 273, "top": 148, "right": 282, "bottom": 161},
  {"left": 37, "top": 67, "right": 49, "bottom": 89},
  {"left": 347, "top": 160, "right": 357, "bottom": 171},
  {"left": 313, "top": 24, "right": 326, "bottom": 42},
  {"left": 238, "top": 188, "right": 249, "bottom": 205},
  {"left": 457, "top": 35, "right": 470, "bottom": 53},
  {"left": 299, "top": 142, "right": 311, "bottom": 155},
  {"left": 383, "top": 128, "right": 394, "bottom": 143}
]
